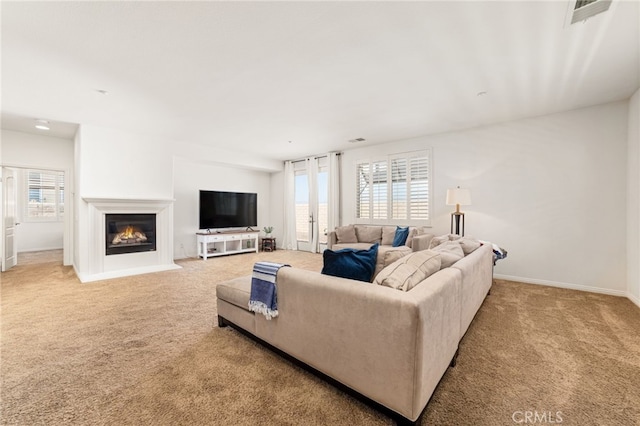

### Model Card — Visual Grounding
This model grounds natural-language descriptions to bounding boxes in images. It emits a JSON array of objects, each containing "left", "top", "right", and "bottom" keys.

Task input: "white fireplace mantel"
[{"left": 78, "top": 197, "right": 180, "bottom": 282}]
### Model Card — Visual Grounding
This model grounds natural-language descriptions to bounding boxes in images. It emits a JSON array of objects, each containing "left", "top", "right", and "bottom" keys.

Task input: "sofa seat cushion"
[
  {"left": 216, "top": 275, "right": 253, "bottom": 312},
  {"left": 373, "top": 249, "right": 442, "bottom": 291}
]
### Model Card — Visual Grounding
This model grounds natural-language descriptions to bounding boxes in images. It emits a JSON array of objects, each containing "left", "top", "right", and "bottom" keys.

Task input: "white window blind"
[
  {"left": 24, "top": 169, "right": 64, "bottom": 221},
  {"left": 356, "top": 162, "right": 370, "bottom": 219},
  {"left": 356, "top": 150, "right": 431, "bottom": 223}
]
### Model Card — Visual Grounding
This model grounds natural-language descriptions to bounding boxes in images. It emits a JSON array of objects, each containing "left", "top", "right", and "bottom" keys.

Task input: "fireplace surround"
[{"left": 78, "top": 197, "right": 179, "bottom": 283}]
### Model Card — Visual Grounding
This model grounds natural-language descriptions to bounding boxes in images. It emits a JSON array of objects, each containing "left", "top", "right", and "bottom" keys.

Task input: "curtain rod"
[{"left": 289, "top": 152, "right": 342, "bottom": 164}]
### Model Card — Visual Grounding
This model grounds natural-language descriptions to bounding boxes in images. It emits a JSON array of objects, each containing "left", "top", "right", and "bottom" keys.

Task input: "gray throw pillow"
[
  {"left": 459, "top": 236, "right": 481, "bottom": 255},
  {"left": 374, "top": 250, "right": 442, "bottom": 292},
  {"left": 431, "top": 241, "right": 464, "bottom": 268}
]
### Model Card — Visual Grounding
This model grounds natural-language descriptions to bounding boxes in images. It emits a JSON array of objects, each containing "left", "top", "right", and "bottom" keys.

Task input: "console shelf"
[{"left": 196, "top": 231, "right": 259, "bottom": 259}]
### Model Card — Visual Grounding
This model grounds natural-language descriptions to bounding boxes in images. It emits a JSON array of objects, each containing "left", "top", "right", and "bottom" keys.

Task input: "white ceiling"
[{"left": 2, "top": 1, "right": 639, "bottom": 161}]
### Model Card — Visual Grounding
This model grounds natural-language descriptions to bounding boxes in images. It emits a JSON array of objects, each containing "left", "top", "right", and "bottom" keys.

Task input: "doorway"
[{"left": 1, "top": 166, "right": 69, "bottom": 271}]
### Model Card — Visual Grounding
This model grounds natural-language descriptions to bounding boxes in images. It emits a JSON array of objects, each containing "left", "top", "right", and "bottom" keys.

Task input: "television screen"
[{"left": 199, "top": 190, "right": 257, "bottom": 230}]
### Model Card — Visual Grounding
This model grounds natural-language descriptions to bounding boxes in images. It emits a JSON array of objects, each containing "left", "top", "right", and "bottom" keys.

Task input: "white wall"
[
  {"left": 628, "top": 89, "right": 640, "bottom": 307},
  {"left": 337, "top": 101, "right": 629, "bottom": 295},
  {"left": 75, "top": 126, "right": 174, "bottom": 199},
  {"left": 173, "top": 157, "right": 272, "bottom": 259},
  {"left": 1, "top": 129, "right": 74, "bottom": 253}
]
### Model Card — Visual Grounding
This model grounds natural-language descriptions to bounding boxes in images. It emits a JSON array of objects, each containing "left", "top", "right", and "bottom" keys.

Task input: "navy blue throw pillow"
[
  {"left": 321, "top": 244, "right": 379, "bottom": 282},
  {"left": 392, "top": 226, "right": 409, "bottom": 247}
]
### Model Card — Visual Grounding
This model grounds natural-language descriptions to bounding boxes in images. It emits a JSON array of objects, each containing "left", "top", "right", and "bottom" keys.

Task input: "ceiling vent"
[
  {"left": 348, "top": 137, "right": 366, "bottom": 143},
  {"left": 570, "top": 0, "right": 612, "bottom": 24}
]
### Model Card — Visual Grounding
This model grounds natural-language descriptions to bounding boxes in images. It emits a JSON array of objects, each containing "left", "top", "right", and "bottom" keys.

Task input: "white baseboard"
[
  {"left": 627, "top": 291, "right": 640, "bottom": 308},
  {"left": 493, "top": 274, "right": 628, "bottom": 298},
  {"left": 19, "top": 247, "right": 63, "bottom": 253}
]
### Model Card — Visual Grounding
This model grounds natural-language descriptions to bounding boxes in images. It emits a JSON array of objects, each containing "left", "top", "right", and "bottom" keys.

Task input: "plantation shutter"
[
  {"left": 371, "top": 160, "right": 387, "bottom": 219},
  {"left": 391, "top": 158, "right": 408, "bottom": 219},
  {"left": 355, "top": 150, "right": 430, "bottom": 223},
  {"left": 356, "top": 162, "right": 370, "bottom": 219},
  {"left": 408, "top": 155, "right": 430, "bottom": 220},
  {"left": 24, "top": 169, "right": 64, "bottom": 220}
]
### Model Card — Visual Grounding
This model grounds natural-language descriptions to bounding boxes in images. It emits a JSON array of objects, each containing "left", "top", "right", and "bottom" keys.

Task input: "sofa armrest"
[
  {"left": 327, "top": 231, "right": 337, "bottom": 249},
  {"left": 411, "top": 233, "right": 434, "bottom": 252}
]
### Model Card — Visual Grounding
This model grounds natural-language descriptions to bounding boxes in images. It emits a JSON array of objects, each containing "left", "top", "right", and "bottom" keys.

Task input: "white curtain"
[
  {"left": 282, "top": 160, "right": 298, "bottom": 250},
  {"left": 327, "top": 152, "right": 341, "bottom": 233},
  {"left": 308, "top": 157, "right": 319, "bottom": 253}
]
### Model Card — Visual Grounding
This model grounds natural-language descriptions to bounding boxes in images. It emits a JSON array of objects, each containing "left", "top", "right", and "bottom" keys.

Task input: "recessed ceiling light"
[
  {"left": 35, "top": 119, "right": 50, "bottom": 130},
  {"left": 348, "top": 138, "right": 366, "bottom": 143},
  {"left": 95, "top": 89, "right": 109, "bottom": 95},
  {"left": 477, "top": 91, "right": 488, "bottom": 97}
]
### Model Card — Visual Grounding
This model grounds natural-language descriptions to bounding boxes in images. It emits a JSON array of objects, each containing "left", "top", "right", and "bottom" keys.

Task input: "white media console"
[{"left": 196, "top": 230, "right": 259, "bottom": 259}]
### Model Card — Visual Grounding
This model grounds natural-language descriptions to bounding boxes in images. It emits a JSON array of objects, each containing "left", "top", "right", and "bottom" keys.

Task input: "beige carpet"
[{"left": 1, "top": 250, "right": 639, "bottom": 425}]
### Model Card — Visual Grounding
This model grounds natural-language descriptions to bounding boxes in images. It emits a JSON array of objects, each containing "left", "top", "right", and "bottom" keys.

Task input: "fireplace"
[{"left": 105, "top": 214, "right": 156, "bottom": 256}]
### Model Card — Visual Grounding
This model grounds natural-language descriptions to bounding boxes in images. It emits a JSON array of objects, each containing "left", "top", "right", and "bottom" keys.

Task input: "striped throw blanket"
[{"left": 248, "top": 262, "right": 289, "bottom": 320}]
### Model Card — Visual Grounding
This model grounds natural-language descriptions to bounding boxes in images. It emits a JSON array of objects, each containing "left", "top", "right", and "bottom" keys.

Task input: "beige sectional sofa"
[{"left": 216, "top": 237, "right": 494, "bottom": 425}]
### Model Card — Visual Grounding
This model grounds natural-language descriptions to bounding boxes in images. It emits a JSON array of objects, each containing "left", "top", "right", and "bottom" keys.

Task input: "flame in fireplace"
[
  {"left": 112, "top": 225, "right": 147, "bottom": 245},
  {"left": 122, "top": 226, "right": 135, "bottom": 239}
]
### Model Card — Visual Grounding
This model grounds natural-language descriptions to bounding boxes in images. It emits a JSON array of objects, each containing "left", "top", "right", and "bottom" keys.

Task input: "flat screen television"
[{"left": 199, "top": 190, "right": 257, "bottom": 230}]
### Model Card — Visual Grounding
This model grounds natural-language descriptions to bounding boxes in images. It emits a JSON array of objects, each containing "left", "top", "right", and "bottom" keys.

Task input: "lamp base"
[{"left": 450, "top": 212, "right": 465, "bottom": 236}]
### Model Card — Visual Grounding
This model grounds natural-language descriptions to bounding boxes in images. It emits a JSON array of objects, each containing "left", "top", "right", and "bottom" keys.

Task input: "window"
[
  {"left": 356, "top": 150, "right": 431, "bottom": 223},
  {"left": 23, "top": 169, "right": 64, "bottom": 221}
]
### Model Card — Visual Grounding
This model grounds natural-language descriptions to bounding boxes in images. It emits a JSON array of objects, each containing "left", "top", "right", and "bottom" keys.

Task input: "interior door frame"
[{"left": 1, "top": 167, "right": 18, "bottom": 271}]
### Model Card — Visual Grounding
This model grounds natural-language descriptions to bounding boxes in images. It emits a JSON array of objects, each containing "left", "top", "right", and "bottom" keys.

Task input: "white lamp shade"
[{"left": 446, "top": 187, "right": 471, "bottom": 206}]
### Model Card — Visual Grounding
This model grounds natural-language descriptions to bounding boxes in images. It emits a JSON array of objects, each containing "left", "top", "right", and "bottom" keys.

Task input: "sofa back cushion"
[
  {"left": 322, "top": 244, "right": 379, "bottom": 282},
  {"left": 355, "top": 225, "right": 382, "bottom": 244},
  {"left": 335, "top": 225, "right": 358, "bottom": 244},
  {"left": 373, "top": 249, "right": 442, "bottom": 292},
  {"left": 381, "top": 226, "right": 397, "bottom": 245}
]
